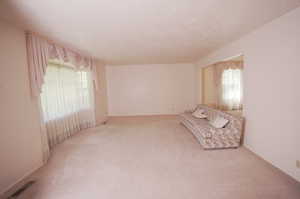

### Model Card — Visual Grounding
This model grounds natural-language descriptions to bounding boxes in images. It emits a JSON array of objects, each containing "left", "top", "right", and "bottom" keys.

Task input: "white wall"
[
  {"left": 106, "top": 64, "right": 196, "bottom": 116},
  {"left": 0, "top": 20, "right": 43, "bottom": 194},
  {"left": 197, "top": 7, "right": 300, "bottom": 181}
]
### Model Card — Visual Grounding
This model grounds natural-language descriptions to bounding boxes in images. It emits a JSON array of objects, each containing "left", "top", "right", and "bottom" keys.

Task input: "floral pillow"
[
  {"left": 192, "top": 108, "right": 207, "bottom": 119},
  {"left": 209, "top": 116, "right": 229, "bottom": 128}
]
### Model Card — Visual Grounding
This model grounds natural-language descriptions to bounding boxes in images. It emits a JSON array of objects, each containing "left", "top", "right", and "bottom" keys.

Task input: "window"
[
  {"left": 40, "top": 64, "right": 93, "bottom": 122},
  {"left": 77, "top": 70, "right": 92, "bottom": 109},
  {"left": 221, "top": 69, "right": 243, "bottom": 110}
]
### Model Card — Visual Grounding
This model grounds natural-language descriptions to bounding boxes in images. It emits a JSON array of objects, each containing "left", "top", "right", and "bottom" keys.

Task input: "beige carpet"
[{"left": 6, "top": 116, "right": 300, "bottom": 199}]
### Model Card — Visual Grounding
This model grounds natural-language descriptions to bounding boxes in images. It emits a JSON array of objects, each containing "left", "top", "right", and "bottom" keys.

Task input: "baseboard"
[
  {"left": 108, "top": 114, "right": 178, "bottom": 117},
  {"left": 96, "top": 116, "right": 109, "bottom": 126},
  {"left": 244, "top": 144, "right": 300, "bottom": 183},
  {"left": 0, "top": 161, "right": 44, "bottom": 197}
]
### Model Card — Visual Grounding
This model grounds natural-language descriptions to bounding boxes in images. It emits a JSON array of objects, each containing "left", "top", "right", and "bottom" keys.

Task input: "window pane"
[
  {"left": 221, "top": 69, "right": 242, "bottom": 109},
  {"left": 41, "top": 65, "right": 92, "bottom": 122}
]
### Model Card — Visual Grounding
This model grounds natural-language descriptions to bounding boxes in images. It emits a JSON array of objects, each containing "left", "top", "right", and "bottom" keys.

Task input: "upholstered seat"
[{"left": 180, "top": 105, "right": 244, "bottom": 149}]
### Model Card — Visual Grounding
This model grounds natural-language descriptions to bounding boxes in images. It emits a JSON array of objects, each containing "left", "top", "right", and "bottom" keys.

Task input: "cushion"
[
  {"left": 192, "top": 108, "right": 205, "bottom": 114},
  {"left": 209, "top": 116, "right": 229, "bottom": 128},
  {"left": 192, "top": 113, "right": 207, "bottom": 119},
  {"left": 192, "top": 108, "right": 207, "bottom": 119}
]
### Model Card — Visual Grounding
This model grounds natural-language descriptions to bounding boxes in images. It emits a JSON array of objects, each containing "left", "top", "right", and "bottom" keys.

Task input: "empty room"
[{"left": 0, "top": 0, "right": 300, "bottom": 198}]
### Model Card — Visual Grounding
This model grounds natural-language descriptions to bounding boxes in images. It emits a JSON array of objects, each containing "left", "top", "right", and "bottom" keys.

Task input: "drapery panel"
[
  {"left": 213, "top": 61, "right": 243, "bottom": 111},
  {"left": 26, "top": 32, "right": 98, "bottom": 162},
  {"left": 26, "top": 32, "right": 98, "bottom": 97},
  {"left": 41, "top": 65, "right": 96, "bottom": 148},
  {"left": 221, "top": 68, "right": 243, "bottom": 110}
]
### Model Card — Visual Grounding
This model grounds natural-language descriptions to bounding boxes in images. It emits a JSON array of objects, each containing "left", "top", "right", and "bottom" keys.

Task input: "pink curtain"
[
  {"left": 26, "top": 32, "right": 98, "bottom": 97},
  {"left": 25, "top": 32, "right": 99, "bottom": 162}
]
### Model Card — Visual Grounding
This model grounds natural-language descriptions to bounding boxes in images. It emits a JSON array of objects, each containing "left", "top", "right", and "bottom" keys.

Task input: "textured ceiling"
[{"left": 0, "top": 0, "right": 299, "bottom": 65}]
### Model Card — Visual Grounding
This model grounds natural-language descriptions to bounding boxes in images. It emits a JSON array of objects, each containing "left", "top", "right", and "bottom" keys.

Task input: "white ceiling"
[{"left": 0, "top": 0, "right": 299, "bottom": 65}]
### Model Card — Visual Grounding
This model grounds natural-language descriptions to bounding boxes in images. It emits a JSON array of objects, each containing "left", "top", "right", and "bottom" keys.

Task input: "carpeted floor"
[{"left": 6, "top": 116, "right": 300, "bottom": 199}]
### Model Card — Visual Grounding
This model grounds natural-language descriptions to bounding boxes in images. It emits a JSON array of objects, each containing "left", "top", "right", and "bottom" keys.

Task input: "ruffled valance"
[
  {"left": 213, "top": 60, "right": 243, "bottom": 70},
  {"left": 26, "top": 32, "right": 97, "bottom": 97}
]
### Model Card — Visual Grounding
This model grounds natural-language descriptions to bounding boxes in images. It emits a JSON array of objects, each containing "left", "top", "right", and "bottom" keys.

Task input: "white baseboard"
[
  {"left": 0, "top": 161, "right": 44, "bottom": 197},
  {"left": 96, "top": 116, "right": 109, "bottom": 125},
  {"left": 244, "top": 143, "right": 299, "bottom": 183},
  {"left": 108, "top": 114, "right": 178, "bottom": 117}
]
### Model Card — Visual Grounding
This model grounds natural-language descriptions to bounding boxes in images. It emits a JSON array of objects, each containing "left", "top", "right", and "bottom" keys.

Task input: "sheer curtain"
[
  {"left": 213, "top": 61, "right": 243, "bottom": 111},
  {"left": 26, "top": 32, "right": 97, "bottom": 162},
  {"left": 221, "top": 68, "right": 243, "bottom": 110},
  {"left": 40, "top": 63, "right": 95, "bottom": 148}
]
